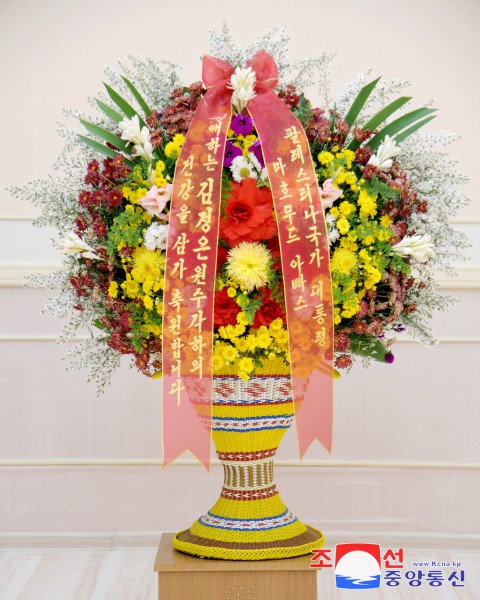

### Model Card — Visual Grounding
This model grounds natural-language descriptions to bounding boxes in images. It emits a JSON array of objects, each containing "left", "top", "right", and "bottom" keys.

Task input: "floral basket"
[{"left": 11, "top": 25, "right": 468, "bottom": 560}]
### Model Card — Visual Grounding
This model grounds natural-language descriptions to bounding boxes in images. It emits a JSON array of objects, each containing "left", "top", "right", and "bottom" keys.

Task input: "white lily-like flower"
[
  {"left": 59, "top": 231, "right": 101, "bottom": 260},
  {"left": 133, "top": 140, "right": 154, "bottom": 162},
  {"left": 392, "top": 234, "right": 435, "bottom": 263},
  {"left": 118, "top": 115, "right": 144, "bottom": 145},
  {"left": 228, "top": 67, "right": 256, "bottom": 112},
  {"left": 119, "top": 115, "right": 154, "bottom": 161},
  {"left": 367, "top": 135, "right": 402, "bottom": 171}
]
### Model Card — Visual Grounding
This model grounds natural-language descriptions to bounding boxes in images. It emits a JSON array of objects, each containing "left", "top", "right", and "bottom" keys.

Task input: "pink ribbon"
[{"left": 162, "top": 52, "right": 333, "bottom": 469}]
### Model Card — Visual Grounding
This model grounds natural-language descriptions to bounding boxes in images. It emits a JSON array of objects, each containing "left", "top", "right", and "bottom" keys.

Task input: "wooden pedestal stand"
[{"left": 154, "top": 533, "right": 317, "bottom": 600}]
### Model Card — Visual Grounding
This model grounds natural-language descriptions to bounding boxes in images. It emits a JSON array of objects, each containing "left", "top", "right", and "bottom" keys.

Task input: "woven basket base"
[{"left": 173, "top": 525, "right": 325, "bottom": 560}]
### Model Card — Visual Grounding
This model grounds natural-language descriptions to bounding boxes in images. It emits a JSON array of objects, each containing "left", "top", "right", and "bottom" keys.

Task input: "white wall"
[{"left": 1, "top": 0, "right": 479, "bottom": 539}]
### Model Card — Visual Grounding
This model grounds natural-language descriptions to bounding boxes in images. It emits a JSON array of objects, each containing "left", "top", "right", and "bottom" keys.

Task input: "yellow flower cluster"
[
  {"left": 318, "top": 148, "right": 395, "bottom": 325},
  {"left": 153, "top": 160, "right": 168, "bottom": 187},
  {"left": 164, "top": 134, "right": 185, "bottom": 160},
  {"left": 213, "top": 316, "right": 289, "bottom": 380},
  {"left": 229, "top": 133, "right": 257, "bottom": 157}
]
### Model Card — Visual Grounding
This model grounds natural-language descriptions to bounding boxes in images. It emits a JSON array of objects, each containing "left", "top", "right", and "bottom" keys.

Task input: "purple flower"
[
  {"left": 231, "top": 114, "right": 254, "bottom": 136},
  {"left": 223, "top": 141, "right": 243, "bottom": 168},
  {"left": 384, "top": 352, "right": 395, "bottom": 364},
  {"left": 248, "top": 139, "right": 265, "bottom": 167}
]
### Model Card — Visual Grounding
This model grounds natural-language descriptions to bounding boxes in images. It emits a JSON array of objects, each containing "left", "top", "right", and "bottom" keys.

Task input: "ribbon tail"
[
  {"left": 162, "top": 86, "right": 231, "bottom": 469},
  {"left": 248, "top": 91, "right": 334, "bottom": 456}
]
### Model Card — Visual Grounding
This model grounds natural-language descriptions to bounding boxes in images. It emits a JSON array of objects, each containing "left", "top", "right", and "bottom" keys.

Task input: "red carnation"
[
  {"left": 214, "top": 288, "right": 241, "bottom": 327},
  {"left": 252, "top": 288, "right": 286, "bottom": 328},
  {"left": 220, "top": 179, "right": 277, "bottom": 246}
]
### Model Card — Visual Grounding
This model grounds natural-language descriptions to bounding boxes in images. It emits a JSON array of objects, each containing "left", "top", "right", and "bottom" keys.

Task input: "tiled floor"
[{"left": 0, "top": 547, "right": 478, "bottom": 599}]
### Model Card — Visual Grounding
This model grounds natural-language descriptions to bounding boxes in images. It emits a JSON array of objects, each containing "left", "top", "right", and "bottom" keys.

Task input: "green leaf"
[
  {"left": 344, "top": 77, "right": 381, "bottom": 129},
  {"left": 121, "top": 76, "right": 151, "bottom": 117},
  {"left": 329, "top": 104, "right": 337, "bottom": 133},
  {"left": 349, "top": 333, "right": 388, "bottom": 362},
  {"left": 78, "top": 135, "right": 135, "bottom": 169},
  {"left": 152, "top": 370, "right": 163, "bottom": 379},
  {"left": 393, "top": 115, "right": 436, "bottom": 144},
  {"left": 367, "top": 107, "right": 437, "bottom": 151},
  {"left": 95, "top": 99, "right": 124, "bottom": 124},
  {"left": 347, "top": 96, "right": 412, "bottom": 150},
  {"left": 78, "top": 135, "right": 118, "bottom": 159},
  {"left": 104, "top": 83, "right": 147, "bottom": 128},
  {"left": 80, "top": 119, "right": 130, "bottom": 153},
  {"left": 93, "top": 318, "right": 109, "bottom": 332}
]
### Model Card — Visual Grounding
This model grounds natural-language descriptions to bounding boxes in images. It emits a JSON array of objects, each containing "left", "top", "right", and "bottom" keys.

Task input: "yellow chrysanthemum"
[
  {"left": 223, "top": 346, "right": 239, "bottom": 363},
  {"left": 269, "top": 318, "right": 283, "bottom": 331},
  {"left": 317, "top": 151, "right": 334, "bottom": 165},
  {"left": 143, "top": 295, "right": 153, "bottom": 311},
  {"left": 131, "top": 247, "right": 165, "bottom": 284},
  {"left": 380, "top": 215, "right": 393, "bottom": 227},
  {"left": 121, "top": 274, "right": 140, "bottom": 298},
  {"left": 255, "top": 328, "right": 273, "bottom": 349},
  {"left": 339, "top": 201, "right": 356, "bottom": 217},
  {"left": 337, "top": 217, "right": 350, "bottom": 235},
  {"left": 236, "top": 312, "right": 248, "bottom": 326},
  {"left": 108, "top": 281, "right": 119, "bottom": 298},
  {"left": 213, "top": 355, "right": 225, "bottom": 371},
  {"left": 233, "top": 337, "right": 250, "bottom": 353},
  {"left": 218, "top": 324, "right": 240, "bottom": 340},
  {"left": 331, "top": 247, "right": 357, "bottom": 275},
  {"left": 226, "top": 242, "right": 271, "bottom": 292},
  {"left": 238, "top": 357, "right": 254, "bottom": 374},
  {"left": 164, "top": 142, "right": 180, "bottom": 159},
  {"left": 358, "top": 189, "right": 377, "bottom": 218}
]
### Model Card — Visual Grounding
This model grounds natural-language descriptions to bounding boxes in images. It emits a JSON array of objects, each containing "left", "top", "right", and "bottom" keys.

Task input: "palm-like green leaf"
[
  {"left": 103, "top": 83, "right": 147, "bottom": 128},
  {"left": 367, "top": 107, "right": 437, "bottom": 151},
  {"left": 78, "top": 135, "right": 135, "bottom": 168},
  {"left": 347, "top": 96, "right": 412, "bottom": 150},
  {"left": 393, "top": 115, "right": 436, "bottom": 144},
  {"left": 80, "top": 119, "right": 130, "bottom": 153},
  {"left": 344, "top": 77, "right": 381, "bottom": 129},
  {"left": 121, "top": 76, "right": 151, "bottom": 117},
  {"left": 95, "top": 99, "right": 123, "bottom": 124}
]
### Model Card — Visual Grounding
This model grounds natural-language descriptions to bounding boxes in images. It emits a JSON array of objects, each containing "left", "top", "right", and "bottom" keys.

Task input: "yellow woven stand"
[{"left": 174, "top": 374, "right": 325, "bottom": 560}]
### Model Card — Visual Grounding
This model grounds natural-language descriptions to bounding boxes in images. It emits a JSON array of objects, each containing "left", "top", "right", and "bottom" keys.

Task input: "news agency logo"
[
  {"left": 334, "top": 543, "right": 381, "bottom": 589},
  {"left": 310, "top": 544, "right": 466, "bottom": 589}
]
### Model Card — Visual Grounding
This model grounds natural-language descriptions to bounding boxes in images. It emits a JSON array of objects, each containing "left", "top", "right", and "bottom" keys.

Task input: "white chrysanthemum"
[
  {"left": 230, "top": 156, "right": 258, "bottom": 183},
  {"left": 368, "top": 135, "right": 401, "bottom": 171},
  {"left": 228, "top": 66, "right": 256, "bottom": 112},
  {"left": 326, "top": 212, "right": 337, "bottom": 225},
  {"left": 392, "top": 234, "right": 435, "bottom": 263},
  {"left": 226, "top": 242, "right": 272, "bottom": 292},
  {"left": 59, "top": 231, "right": 101, "bottom": 260},
  {"left": 328, "top": 228, "right": 340, "bottom": 246},
  {"left": 144, "top": 222, "right": 169, "bottom": 250}
]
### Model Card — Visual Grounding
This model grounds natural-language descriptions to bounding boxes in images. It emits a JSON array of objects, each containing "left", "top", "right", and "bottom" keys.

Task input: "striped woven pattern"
[{"left": 173, "top": 375, "right": 325, "bottom": 560}]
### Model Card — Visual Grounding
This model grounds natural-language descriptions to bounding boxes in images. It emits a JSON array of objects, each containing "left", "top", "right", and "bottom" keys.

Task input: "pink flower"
[
  {"left": 138, "top": 184, "right": 172, "bottom": 219},
  {"left": 320, "top": 179, "right": 342, "bottom": 209}
]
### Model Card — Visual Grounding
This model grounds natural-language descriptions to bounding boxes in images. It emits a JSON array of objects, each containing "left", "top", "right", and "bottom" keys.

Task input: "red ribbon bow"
[{"left": 162, "top": 51, "right": 333, "bottom": 469}]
